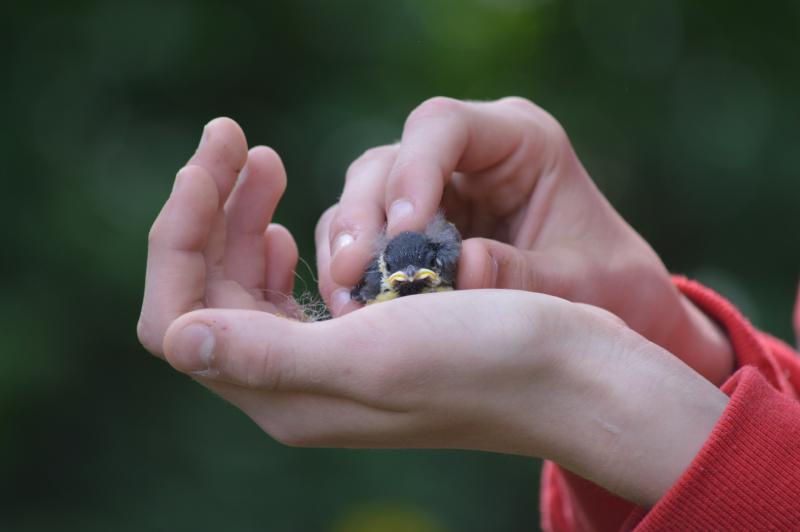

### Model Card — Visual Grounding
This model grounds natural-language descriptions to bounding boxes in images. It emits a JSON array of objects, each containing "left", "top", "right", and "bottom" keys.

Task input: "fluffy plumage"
[{"left": 351, "top": 214, "right": 462, "bottom": 304}]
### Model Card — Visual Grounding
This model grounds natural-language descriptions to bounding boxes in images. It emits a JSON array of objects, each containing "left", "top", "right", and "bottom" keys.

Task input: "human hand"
[
  {"left": 159, "top": 286, "right": 728, "bottom": 507},
  {"left": 137, "top": 142, "right": 728, "bottom": 507},
  {"left": 137, "top": 117, "right": 299, "bottom": 359},
  {"left": 319, "top": 97, "right": 732, "bottom": 384}
]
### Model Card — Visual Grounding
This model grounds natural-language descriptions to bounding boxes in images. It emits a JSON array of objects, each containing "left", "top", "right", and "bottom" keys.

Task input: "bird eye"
[{"left": 424, "top": 251, "right": 438, "bottom": 269}]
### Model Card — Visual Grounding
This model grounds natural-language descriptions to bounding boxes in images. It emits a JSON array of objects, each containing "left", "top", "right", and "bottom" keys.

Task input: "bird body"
[{"left": 351, "top": 214, "right": 461, "bottom": 304}]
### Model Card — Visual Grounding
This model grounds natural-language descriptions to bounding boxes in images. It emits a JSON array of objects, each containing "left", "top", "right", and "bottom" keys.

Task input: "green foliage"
[{"left": 1, "top": 1, "right": 798, "bottom": 530}]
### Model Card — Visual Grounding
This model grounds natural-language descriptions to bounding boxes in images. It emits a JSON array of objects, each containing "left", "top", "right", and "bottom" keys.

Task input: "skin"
[
  {"left": 138, "top": 114, "right": 729, "bottom": 508},
  {"left": 323, "top": 96, "right": 734, "bottom": 386}
]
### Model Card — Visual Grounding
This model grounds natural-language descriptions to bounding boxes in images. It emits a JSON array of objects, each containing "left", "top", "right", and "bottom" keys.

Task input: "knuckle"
[
  {"left": 500, "top": 97, "right": 568, "bottom": 145},
  {"left": 463, "top": 238, "right": 499, "bottom": 289},
  {"left": 499, "top": 95, "right": 539, "bottom": 113},
  {"left": 405, "top": 96, "right": 463, "bottom": 129},
  {"left": 345, "top": 145, "right": 397, "bottom": 181},
  {"left": 538, "top": 109, "right": 569, "bottom": 144},
  {"left": 250, "top": 339, "right": 290, "bottom": 392},
  {"left": 520, "top": 256, "right": 542, "bottom": 292},
  {"left": 532, "top": 110, "right": 569, "bottom": 148},
  {"left": 490, "top": 242, "right": 540, "bottom": 292},
  {"left": 344, "top": 157, "right": 368, "bottom": 182}
]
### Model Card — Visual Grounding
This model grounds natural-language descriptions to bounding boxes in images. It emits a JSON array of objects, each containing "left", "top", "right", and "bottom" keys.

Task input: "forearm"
[{"left": 529, "top": 325, "right": 729, "bottom": 507}]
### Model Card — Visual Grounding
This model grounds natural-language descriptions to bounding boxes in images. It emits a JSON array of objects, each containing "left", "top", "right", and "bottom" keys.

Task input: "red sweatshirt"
[{"left": 540, "top": 277, "right": 800, "bottom": 531}]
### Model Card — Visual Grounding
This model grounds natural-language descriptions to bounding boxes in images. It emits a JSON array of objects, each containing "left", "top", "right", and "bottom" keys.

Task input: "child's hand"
[
  {"left": 136, "top": 114, "right": 729, "bottom": 508},
  {"left": 158, "top": 286, "right": 728, "bottom": 507},
  {"left": 318, "top": 97, "right": 733, "bottom": 384},
  {"left": 137, "top": 118, "right": 299, "bottom": 359}
]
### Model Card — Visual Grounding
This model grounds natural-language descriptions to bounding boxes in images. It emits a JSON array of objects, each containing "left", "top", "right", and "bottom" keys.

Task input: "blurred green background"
[{"left": 2, "top": 0, "right": 798, "bottom": 530}]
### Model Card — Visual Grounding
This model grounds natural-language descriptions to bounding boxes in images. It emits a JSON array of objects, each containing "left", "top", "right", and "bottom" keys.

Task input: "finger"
[
  {"left": 328, "top": 145, "right": 398, "bottom": 287},
  {"left": 385, "top": 97, "right": 565, "bottom": 235},
  {"left": 138, "top": 165, "right": 219, "bottom": 357},
  {"left": 263, "top": 223, "right": 298, "bottom": 309},
  {"left": 188, "top": 117, "right": 249, "bottom": 205},
  {"left": 188, "top": 118, "right": 249, "bottom": 280},
  {"left": 163, "top": 308, "right": 371, "bottom": 397},
  {"left": 457, "top": 237, "right": 577, "bottom": 297},
  {"left": 223, "top": 146, "right": 287, "bottom": 292},
  {"left": 315, "top": 205, "right": 360, "bottom": 316},
  {"left": 163, "top": 290, "right": 553, "bottom": 405}
]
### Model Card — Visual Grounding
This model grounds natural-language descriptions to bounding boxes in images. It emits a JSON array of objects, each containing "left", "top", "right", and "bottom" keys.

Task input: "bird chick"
[{"left": 351, "top": 214, "right": 462, "bottom": 304}]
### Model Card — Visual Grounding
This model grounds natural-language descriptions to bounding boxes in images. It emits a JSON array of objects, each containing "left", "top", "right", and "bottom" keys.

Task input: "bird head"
[
  {"left": 380, "top": 231, "right": 446, "bottom": 297},
  {"left": 350, "top": 213, "right": 462, "bottom": 305}
]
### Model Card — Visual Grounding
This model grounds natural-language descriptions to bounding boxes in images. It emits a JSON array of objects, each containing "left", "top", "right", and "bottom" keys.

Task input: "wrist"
[
  {"left": 657, "top": 284, "right": 734, "bottom": 386},
  {"left": 598, "top": 339, "right": 729, "bottom": 506},
  {"left": 541, "top": 323, "right": 729, "bottom": 506},
  {"left": 595, "top": 243, "right": 734, "bottom": 385},
  {"left": 620, "top": 258, "right": 734, "bottom": 386}
]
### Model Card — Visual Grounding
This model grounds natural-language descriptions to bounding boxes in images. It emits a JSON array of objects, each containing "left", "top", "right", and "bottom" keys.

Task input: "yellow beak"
[
  {"left": 412, "top": 268, "right": 438, "bottom": 282},
  {"left": 386, "top": 268, "right": 440, "bottom": 288},
  {"left": 386, "top": 271, "right": 410, "bottom": 286}
]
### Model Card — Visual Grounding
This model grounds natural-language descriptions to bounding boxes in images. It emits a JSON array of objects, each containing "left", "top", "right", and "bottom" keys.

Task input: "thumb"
[
  {"left": 457, "top": 238, "right": 574, "bottom": 295},
  {"left": 162, "top": 309, "right": 363, "bottom": 396}
]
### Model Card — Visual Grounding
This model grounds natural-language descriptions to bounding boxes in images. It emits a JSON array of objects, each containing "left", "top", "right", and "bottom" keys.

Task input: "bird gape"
[{"left": 351, "top": 214, "right": 462, "bottom": 305}]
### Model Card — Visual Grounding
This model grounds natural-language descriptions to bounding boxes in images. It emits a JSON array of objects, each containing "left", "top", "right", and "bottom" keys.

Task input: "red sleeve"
[
  {"left": 624, "top": 366, "right": 800, "bottom": 530},
  {"left": 540, "top": 277, "right": 800, "bottom": 532}
]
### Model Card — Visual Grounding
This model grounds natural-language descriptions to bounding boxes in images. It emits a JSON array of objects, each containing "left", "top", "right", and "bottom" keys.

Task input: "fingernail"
[
  {"left": 489, "top": 254, "right": 499, "bottom": 288},
  {"left": 171, "top": 323, "right": 215, "bottom": 373},
  {"left": 172, "top": 169, "right": 185, "bottom": 193},
  {"left": 388, "top": 199, "right": 414, "bottom": 227},
  {"left": 236, "top": 165, "right": 248, "bottom": 184},
  {"left": 332, "top": 232, "right": 354, "bottom": 257},
  {"left": 197, "top": 123, "right": 210, "bottom": 150},
  {"left": 332, "top": 288, "right": 352, "bottom": 315}
]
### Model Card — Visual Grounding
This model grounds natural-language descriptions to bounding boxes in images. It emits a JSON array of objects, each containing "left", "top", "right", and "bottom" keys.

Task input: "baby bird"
[{"left": 351, "top": 214, "right": 462, "bottom": 304}]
